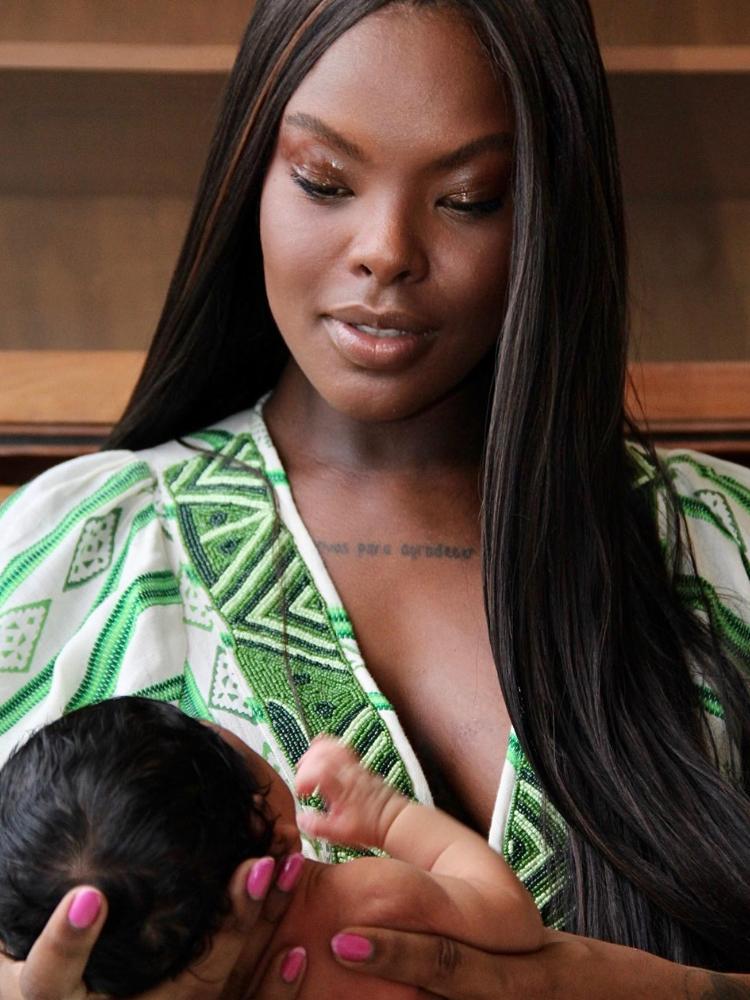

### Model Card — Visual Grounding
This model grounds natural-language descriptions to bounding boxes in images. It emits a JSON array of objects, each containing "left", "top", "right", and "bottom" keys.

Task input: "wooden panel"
[
  {"left": 628, "top": 362, "right": 750, "bottom": 460},
  {"left": 610, "top": 74, "right": 750, "bottom": 199},
  {"left": 0, "top": 1, "right": 253, "bottom": 46},
  {"left": 1, "top": 355, "right": 748, "bottom": 487},
  {"left": 0, "top": 351, "right": 143, "bottom": 424},
  {"left": 0, "top": 72, "right": 225, "bottom": 197},
  {"left": 0, "top": 196, "right": 191, "bottom": 350},
  {"left": 0, "top": 70, "right": 219, "bottom": 350},
  {"left": 1, "top": 357, "right": 747, "bottom": 432},
  {"left": 628, "top": 362, "right": 750, "bottom": 428},
  {"left": 0, "top": 42, "right": 236, "bottom": 73},
  {"left": 604, "top": 45, "right": 750, "bottom": 73},
  {"left": 590, "top": 0, "right": 750, "bottom": 46},
  {"left": 4, "top": 42, "right": 750, "bottom": 76},
  {"left": 4, "top": 0, "right": 746, "bottom": 49},
  {"left": 628, "top": 199, "right": 750, "bottom": 361}
]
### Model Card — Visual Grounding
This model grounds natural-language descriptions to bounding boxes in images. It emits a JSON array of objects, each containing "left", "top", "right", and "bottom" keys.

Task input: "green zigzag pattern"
[
  {"left": 66, "top": 570, "right": 182, "bottom": 712},
  {"left": 133, "top": 675, "right": 184, "bottom": 705},
  {"left": 0, "top": 497, "right": 161, "bottom": 732},
  {"left": 677, "top": 493, "right": 750, "bottom": 581},
  {"left": 131, "top": 662, "right": 213, "bottom": 725},
  {"left": 0, "top": 463, "right": 153, "bottom": 612},
  {"left": 666, "top": 454, "right": 750, "bottom": 516},
  {"left": 675, "top": 573, "right": 750, "bottom": 660},
  {"left": 0, "top": 658, "right": 57, "bottom": 737},
  {"left": 163, "top": 433, "right": 415, "bottom": 802},
  {"left": 505, "top": 732, "right": 568, "bottom": 927}
]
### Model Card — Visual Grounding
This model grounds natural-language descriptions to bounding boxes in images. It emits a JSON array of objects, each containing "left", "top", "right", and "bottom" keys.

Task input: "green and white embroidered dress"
[{"left": 1, "top": 403, "right": 749, "bottom": 925}]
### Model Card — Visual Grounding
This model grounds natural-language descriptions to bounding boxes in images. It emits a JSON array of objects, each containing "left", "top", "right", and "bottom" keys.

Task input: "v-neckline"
[{"left": 243, "top": 401, "right": 516, "bottom": 849}]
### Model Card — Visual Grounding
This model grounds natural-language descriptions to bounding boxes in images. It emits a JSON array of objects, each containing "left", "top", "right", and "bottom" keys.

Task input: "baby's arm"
[{"left": 295, "top": 736, "right": 543, "bottom": 953}]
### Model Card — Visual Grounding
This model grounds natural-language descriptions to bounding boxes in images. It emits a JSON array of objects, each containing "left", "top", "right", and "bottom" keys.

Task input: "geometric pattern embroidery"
[
  {"left": 163, "top": 428, "right": 420, "bottom": 867},
  {"left": 504, "top": 732, "right": 569, "bottom": 928},
  {"left": 64, "top": 509, "right": 121, "bottom": 590},
  {"left": 0, "top": 600, "right": 50, "bottom": 673},
  {"left": 163, "top": 433, "right": 416, "bottom": 803},
  {"left": 208, "top": 644, "right": 259, "bottom": 724},
  {"left": 179, "top": 564, "right": 214, "bottom": 631}
]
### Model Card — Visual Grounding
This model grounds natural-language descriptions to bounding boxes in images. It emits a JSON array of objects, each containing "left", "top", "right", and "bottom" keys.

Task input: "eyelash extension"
[
  {"left": 446, "top": 197, "right": 504, "bottom": 218},
  {"left": 291, "top": 169, "right": 346, "bottom": 200},
  {"left": 291, "top": 168, "right": 504, "bottom": 218}
]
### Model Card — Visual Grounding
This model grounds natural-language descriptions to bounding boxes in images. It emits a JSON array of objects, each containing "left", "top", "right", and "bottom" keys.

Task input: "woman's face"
[{"left": 259, "top": 4, "right": 514, "bottom": 422}]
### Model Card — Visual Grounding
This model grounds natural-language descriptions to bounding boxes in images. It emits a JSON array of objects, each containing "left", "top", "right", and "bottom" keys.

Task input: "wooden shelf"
[
  {"left": 3, "top": 41, "right": 750, "bottom": 77},
  {"left": 0, "top": 351, "right": 143, "bottom": 425},
  {"left": 1, "top": 355, "right": 749, "bottom": 499},
  {"left": 0, "top": 41, "right": 235, "bottom": 73},
  {"left": 603, "top": 45, "right": 750, "bottom": 73},
  {"left": 0, "top": 41, "right": 750, "bottom": 74},
  {"left": 628, "top": 361, "right": 750, "bottom": 431},
  {"left": 0, "top": 2, "right": 747, "bottom": 471},
  {"left": 0, "top": 1, "right": 251, "bottom": 47}
]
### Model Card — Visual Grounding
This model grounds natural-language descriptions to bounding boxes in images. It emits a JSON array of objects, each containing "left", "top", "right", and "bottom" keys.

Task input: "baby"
[{"left": 0, "top": 698, "right": 543, "bottom": 998}]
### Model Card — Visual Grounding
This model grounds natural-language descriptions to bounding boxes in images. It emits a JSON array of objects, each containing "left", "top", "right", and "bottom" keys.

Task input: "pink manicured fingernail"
[
  {"left": 68, "top": 889, "right": 101, "bottom": 929},
  {"left": 280, "top": 946, "right": 307, "bottom": 984},
  {"left": 276, "top": 852, "right": 304, "bottom": 892},
  {"left": 331, "top": 933, "right": 374, "bottom": 962},
  {"left": 246, "top": 857, "right": 275, "bottom": 901}
]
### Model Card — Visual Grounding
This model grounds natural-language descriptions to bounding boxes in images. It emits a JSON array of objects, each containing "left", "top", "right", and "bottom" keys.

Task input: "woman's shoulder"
[
  {"left": 0, "top": 407, "right": 262, "bottom": 547},
  {"left": 653, "top": 447, "right": 750, "bottom": 564},
  {"left": 629, "top": 442, "right": 750, "bottom": 495},
  {"left": 0, "top": 449, "right": 156, "bottom": 557},
  {"left": 658, "top": 447, "right": 750, "bottom": 499},
  {"left": 639, "top": 448, "right": 750, "bottom": 687},
  {"left": 630, "top": 444, "right": 750, "bottom": 553},
  {"left": 0, "top": 407, "right": 268, "bottom": 618},
  {"left": 628, "top": 443, "right": 750, "bottom": 634}
]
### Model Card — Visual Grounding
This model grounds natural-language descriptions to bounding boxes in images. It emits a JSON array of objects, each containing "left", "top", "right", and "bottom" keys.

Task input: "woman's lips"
[{"left": 323, "top": 316, "right": 438, "bottom": 372}]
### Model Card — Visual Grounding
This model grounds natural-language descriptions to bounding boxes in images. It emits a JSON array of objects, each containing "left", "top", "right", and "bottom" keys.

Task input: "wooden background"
[{"left": 1, "top": 0, "right": 748, "bottom": 496}]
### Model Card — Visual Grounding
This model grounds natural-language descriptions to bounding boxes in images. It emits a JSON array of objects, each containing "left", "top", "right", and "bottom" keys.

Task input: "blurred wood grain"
[{"left": 1, "top": 354, "right": 749, "bottom": 501}]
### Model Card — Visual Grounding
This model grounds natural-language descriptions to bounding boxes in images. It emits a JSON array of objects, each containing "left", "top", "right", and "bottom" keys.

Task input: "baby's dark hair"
[{"left": 0, "top": 697, "right": 275, "bottom": 996}]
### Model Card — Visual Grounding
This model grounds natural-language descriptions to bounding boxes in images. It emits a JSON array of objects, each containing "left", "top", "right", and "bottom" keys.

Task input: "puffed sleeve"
[
  {"left": 664, "top": 449, "right": 750, "bottom": 635},
  {"left": 660, "top": 449, "right": 750, "bottom": 775},
  {"left": 0, "top": 450, "right": 189, "bottom": 762}
]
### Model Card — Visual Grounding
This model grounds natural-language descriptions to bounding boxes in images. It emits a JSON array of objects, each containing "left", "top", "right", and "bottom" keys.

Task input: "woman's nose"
[{"left": 349, "top": 199, "right": 429, "bottom": 285}]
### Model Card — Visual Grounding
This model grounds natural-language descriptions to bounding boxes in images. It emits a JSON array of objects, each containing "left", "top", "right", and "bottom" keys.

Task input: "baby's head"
[{"left": 0, "top": 697, "right": 296, "bottom": 996}]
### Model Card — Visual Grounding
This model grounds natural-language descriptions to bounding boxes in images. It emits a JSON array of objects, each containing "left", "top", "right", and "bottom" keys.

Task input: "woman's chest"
[{"left": 313, "top": 519, "right": 508, "bottom": 833}]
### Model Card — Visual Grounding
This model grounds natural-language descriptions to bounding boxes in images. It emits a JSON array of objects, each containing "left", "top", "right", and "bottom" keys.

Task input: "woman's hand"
[
  {"left": 327, "top": 926, "right": 702, "bottom": 999},
  {"left": 0, "top": 855, "right": 308, "bottom": 1000}
]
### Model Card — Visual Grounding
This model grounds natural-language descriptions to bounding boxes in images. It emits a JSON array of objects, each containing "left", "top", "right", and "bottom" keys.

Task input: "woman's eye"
[
  {"left": 291, "top": 170, "right": 349, "bottom": 201},
  {"left": 444, "top": 196, "right": 505, "bottom": 218}
]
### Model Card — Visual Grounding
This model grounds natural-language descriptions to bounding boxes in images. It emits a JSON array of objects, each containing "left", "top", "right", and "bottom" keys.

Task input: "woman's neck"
[{"left": 264, "top": 361, "right": 492, "bottom": 477}]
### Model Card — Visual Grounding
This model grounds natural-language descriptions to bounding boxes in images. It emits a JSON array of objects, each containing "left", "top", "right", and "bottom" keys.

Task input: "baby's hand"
[{"left": 295, "top": 736, "right": 406, "bottom": 849}]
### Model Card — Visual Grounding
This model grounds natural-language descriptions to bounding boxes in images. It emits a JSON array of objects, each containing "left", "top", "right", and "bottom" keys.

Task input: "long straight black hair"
[{"left": 109, "top": 0, "right": 750, "bottom": 970}]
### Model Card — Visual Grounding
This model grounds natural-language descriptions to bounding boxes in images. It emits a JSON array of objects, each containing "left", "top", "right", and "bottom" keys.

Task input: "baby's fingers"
[
  {"left": 296, "top": 736, "right": 368, "bottom": 800},
  {"left": 295, "top": 741, "right": 347, "bottom": 800},
  {"left": 296, "top": 810, "right": 337, "bottom": 840}
]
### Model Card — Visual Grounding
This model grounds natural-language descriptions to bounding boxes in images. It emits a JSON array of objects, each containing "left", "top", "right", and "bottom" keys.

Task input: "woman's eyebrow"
[
  {"left": 432, "top": 132, "right": 513, "bottom": 170},
  {"left": 284, "top": 112, "right": 364, "bottom": 160},
  {"left": 284, "top": 111, "right": 512, "bottom": 169}
]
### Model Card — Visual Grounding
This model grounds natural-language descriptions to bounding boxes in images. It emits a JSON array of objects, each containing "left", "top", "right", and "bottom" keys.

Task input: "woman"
[{"left": 1, "top": 0, "right": 749, "bottom": 997}]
